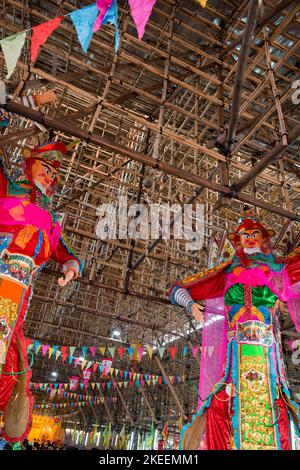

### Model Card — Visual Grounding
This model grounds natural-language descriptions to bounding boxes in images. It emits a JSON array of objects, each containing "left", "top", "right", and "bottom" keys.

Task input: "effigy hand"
[
  {"left": 191, "top": 303, "right": 203, "bottom": 323},
  {"left": 34, "top": 91, "right": 58, "bottom": 108},
  {"left": 58, "top": 269, "right": 75, "bottom": 287}
]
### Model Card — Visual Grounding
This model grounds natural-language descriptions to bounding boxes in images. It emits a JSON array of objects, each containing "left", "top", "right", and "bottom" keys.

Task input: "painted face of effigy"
[
  {"left": 30, "top": 159, "right": 58, "bottom": 196},
  {"left": 239, "top": 229, "right": 263, "bottom": 250}
]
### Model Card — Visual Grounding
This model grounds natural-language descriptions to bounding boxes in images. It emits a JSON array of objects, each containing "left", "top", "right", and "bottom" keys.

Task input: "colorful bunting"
[
  {"left": 0, "top": 31, "right": 26, "bottom": 79},
  {"left": 31, "top": 16, "right": 63, "bottom": 62},
  {"left": 70, "top": 4, "right": 99, "bottom": 53},
  {"left": 128, "top": 0, "right": 157, "bottom": 40},
  {"left": 102, "top": 0, "right": 120, "bottom": 52},
  {"left": 93, "top": 0, "right": 113, "bottom": 33}
]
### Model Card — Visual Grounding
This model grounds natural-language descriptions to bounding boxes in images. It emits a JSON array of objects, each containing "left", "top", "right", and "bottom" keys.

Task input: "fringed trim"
[
  {"left": 179, "top": 341, "right": 233, "bottom": 450},
  {"left": 268, "top": 347, "right": 282, "bottom": 450},
  {"left": 60, "top": 233, "right": 84, "bottom": 275},
  {"left": 231, "top": 341, "right": 240, "bottom": 450}
]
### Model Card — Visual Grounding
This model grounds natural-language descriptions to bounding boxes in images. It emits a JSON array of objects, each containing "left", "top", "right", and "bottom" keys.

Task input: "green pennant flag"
[
  {"left": 0, "top": 31, "right": 26, "bottom": 79},
  {"left": 148, "top": 420, "right": 155, "bottom": 449},
  {"left": 158, "top": 347, "right": 165, "bottom": 359}
]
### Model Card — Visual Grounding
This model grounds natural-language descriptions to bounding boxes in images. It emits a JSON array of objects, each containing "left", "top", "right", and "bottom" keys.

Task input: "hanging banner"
[
  {"left": 0, "top": 31, "right": 26, "bottom": 79},
  {"left": 70, "top": 4, "right": 99, "bottom": 53},
  {"left": 128, "top": 0, "right": 157, "bottom": 40},
  {"left": 31, "top": 16, "right": 63, "bottom": 62}
]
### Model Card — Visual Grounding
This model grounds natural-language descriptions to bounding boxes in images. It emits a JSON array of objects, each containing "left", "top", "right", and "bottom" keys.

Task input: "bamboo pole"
[
  {"left": 225, "top": 0, "right": 259, "bottom": 155},
  {"left": 4, "top": 100, "right": 300, "bottom": 222},
  {"left": 154, "top": 355, "right": 187, "bottom": 420},
  {"left": 232, "top": 121, "right": 300, "bottom": 192},
  {"left": 139, "top": 386, "right": 157, "bottom": 423},
  {"left": 115, "top": 383, "right": 135, "bottom": 426}
]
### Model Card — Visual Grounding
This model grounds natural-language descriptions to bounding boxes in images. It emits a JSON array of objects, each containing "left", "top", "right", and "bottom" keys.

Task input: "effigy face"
[
  {"left": 238, "top": 228, "right": 263, "bottom": 250},
  {"left": 30, "top": 158, "right": 58, "bottom": 196}
]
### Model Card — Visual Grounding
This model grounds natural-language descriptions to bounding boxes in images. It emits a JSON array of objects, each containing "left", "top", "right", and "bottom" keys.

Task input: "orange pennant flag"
[{"left": 31, "top": 16, "right": 63, "bottom": 62}]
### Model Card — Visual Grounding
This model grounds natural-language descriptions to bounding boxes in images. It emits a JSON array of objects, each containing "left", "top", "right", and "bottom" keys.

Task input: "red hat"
[
  {"left": 23, "top": 141, "right": 67, "bottom": 170},
  {"left": 228, "top": 216, "right": 275, "bottom": 248}
]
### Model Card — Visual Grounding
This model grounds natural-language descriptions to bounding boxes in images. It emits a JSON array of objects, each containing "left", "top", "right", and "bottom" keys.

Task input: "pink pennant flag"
[
  {"left": 192, "top": 345, "right": 199, "bottom": 358},
  {"left": 137, "top": 346, "right": 144, "bottom": 359},
  {"left": 74, "top": 357, "right": 81, "bottom": 367},
  {"left": 31, "top": 16, "right": 63, "bottom": 62},
  {"left": 42, "top": 344, "right": 49, "bottom": 356},
  {"left": 90, "top": 347, "right": 97, "bottom": 357},
  {"left": 93, "top": 0, "right": 112, "bottom": 32},
  {"left": 128, "top": 0, "right": 157, "bottom": 40}
]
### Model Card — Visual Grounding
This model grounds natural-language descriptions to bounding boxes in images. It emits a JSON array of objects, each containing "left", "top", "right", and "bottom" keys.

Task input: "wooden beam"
[
  {"left": 154, "top": 355, "right": 187, "bottom": 420},
  {"left": 225, "top": 0, "right": 259, "bottom": 155},
  {"left": 4, "top": 101, "right": 300, "bottom": 222},
  {"left": 232, "top": 121, "right": 300, "bottom": 192}
]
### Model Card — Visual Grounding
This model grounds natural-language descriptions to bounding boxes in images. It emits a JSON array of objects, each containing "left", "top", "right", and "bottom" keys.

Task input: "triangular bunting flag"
[
  {"left": 169, "top": 346, "right": 177, "bottom": 359},
  {"left": 31, "top": 16, "right": 63, "bottom": 63},
  {"left": 70, "top": 4, "right": 99, "bottom": 53},
  {"left": 99, "top": 346, "right": 106, "bottom": 355},
  {"left": 128, "top": 0, "right": 157, "bottom": 40},
  {"left": 158, "top": 347, "right": 165, "bottom": 359},
  {"left": 102, "top": 0, "right": 120, "bottom": 52},
  {"left": 0, "top": 31, "right": 26, "bottom": 79},
  {"left": 93, "top": 0, "right": 112, "bottom": 33},
  {"left": 146, "top": 346, "right": 153, "bottom": 359},
  {"left": 108, "top": 347, "right": 115, "bottom": 358},
  {"left": 192, "top": 345, "right": 199, "bottom": 358}
]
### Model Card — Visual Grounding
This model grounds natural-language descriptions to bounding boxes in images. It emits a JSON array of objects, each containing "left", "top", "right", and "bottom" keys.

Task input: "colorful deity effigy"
[
  {"left": 169, "top": 215, "right": 300, "bottom": 450},
  {"left": 0, "top": 141, "right": 83, "bottom": 442}
]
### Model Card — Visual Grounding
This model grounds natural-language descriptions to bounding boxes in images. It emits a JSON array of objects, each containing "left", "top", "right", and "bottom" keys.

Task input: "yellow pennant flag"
[
  {"left": 146, "top": 346, "right": 153, "bottom": 359},
  {"left": 99, "top": 347, "right": 106, "bottom": 355},
  {"left": 198, "top": 0, "right": 207, "bottom": 7},
  {"left": 48, "top": 347, "right": 54, "bottom": 358}
]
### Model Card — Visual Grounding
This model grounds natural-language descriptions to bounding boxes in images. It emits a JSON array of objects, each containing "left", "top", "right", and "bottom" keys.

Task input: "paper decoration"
[
  {"left": 198, "top": 0, "right": 207, "bottom": 7},
  {"left": 192, "top": 345, "right": 199, "bottom": 358},
  {"left": 158, "top": 347, "right": 165, "bottom": 359},
  {"left": 0, "top": 31, "right": 26, "bottom": 79},
  {"left": 69, "top": 376, "right": 79, "bottom": 391},
  {"left": 93, "top": 0, "right": 112, "bottom": 32},
  {"left": 128, "top": 0, "right": 157, "bottom": 40},
  {"left": 31, "top": 16, "right": 63, "bottom": 62},
  {"left": 108, "top": 347, "right": 115, "bottom": 357},
  {"left": 102, "top": 0, "right": 120, "bottom": 52},
  {"left": 169, "top": 346, "right": 176, "bottom": 359},
  {"left": 70, "top": 4, "right": 99, "bottom": 53}
]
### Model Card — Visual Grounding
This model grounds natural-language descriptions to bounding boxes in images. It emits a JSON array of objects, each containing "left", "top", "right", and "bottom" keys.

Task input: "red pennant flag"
[
  {"left": 61, "top": 346, "right": 68, "bottom": 362},
  {"left": 158, "top": 376, "right": 162, "bottom": 385},
  {"left": 31, "top": 16, "right": 63, "bottom": 62},
  {"left": 92, "top": 363, "right": 98, "bottom": 373},
  {"left": 120, "top": 370, "right": 124, "bottom": 379},
  {"left": 169, "top": 346, "right": 177, "bottom": 359},
  {"left": 118, "top": 347, "right": 125, "bottom": 359}
]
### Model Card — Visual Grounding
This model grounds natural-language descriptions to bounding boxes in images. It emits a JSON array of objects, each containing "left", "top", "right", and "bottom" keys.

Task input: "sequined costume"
[
  {"left": 169, "top": 219, "right": 300, "bottom": 450},
  {"left": 0, "top": 145, "right": 83, "bottom": 442}
]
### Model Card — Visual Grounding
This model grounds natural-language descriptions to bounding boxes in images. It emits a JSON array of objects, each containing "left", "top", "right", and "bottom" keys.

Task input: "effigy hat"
[
  {"left": 228, "top": 211, "right": 275, "bottom": 248},
  {"left": 22, "top": 141, "right": 67, "bottom": 171}
]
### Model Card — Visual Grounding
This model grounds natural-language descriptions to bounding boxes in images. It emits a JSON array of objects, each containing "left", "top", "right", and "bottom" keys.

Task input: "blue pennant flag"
[
  {"left": 103, "top": 0, "right": 119, "bottom": 52},
  {"left": 127, "top": 347, "right": 134, "bottom": 359},
  {"left": 81, "top": 346, "right": 88, "bottom": 357},
  {"left": 70, "top": 4, "right": 99, "bottom": 53}
]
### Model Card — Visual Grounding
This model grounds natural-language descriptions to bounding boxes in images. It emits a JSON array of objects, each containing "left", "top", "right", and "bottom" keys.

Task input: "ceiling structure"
[{"left": 1, "top": 0, "right": 300, "bottom": 439}]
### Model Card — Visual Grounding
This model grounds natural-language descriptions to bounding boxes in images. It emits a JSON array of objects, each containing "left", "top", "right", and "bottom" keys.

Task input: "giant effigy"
[
  {"left": 169, "top": 215, "right": 300, "bottom": 450},
  {"left": 0, "top": 141, "right": 83, "bottom": 442}
]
